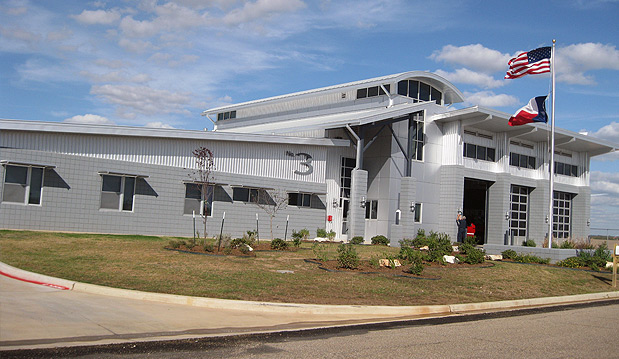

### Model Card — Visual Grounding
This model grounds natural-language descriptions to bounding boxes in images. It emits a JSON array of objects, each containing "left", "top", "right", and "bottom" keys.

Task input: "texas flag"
[{"left": 508, "top": 96, "right": 548, "bottom": 126}]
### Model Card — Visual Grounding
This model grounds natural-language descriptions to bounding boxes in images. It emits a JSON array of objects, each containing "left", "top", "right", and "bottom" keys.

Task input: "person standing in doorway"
[{"left": 456, "top": 212, "right": 467, "bottom": 243}]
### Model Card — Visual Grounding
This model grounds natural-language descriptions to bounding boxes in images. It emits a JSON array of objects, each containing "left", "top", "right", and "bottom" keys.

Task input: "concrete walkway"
[{"left": 1, "top": 261, "right": 618, "bottom": 351}]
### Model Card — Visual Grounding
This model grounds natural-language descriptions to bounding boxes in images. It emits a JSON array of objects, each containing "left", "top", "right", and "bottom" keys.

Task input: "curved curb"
[{"left": 1, "top": 261, "right": 618, "bottom": 317}]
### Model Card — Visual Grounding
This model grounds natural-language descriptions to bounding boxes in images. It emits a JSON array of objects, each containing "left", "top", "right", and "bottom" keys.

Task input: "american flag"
[{"left": 505, "top": 46, "right": 551, "bottom": 79}]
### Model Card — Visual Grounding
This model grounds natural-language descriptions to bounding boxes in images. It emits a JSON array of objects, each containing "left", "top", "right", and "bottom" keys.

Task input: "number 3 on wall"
[{"left": 294, "top": 152, "right": 313, "bottom": 175}]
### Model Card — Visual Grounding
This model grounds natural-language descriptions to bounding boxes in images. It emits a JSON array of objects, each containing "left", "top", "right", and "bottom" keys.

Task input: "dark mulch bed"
[{"left": 164, "top": 242, "right": 301, "bottom": 257}]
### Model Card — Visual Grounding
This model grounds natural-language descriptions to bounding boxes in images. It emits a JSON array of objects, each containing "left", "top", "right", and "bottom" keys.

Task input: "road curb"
[{"left": 2, "top": 261, "right": 618, "bottom": 317}]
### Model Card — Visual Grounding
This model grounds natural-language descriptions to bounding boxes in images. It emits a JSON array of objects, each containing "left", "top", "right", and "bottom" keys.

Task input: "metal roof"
[
  {"left": 433, "top": 106, "right": 618, "bottom": 156},
  {"left": 216, "top": 101, "right": 437, "bottom": 134},
  {"left": 0, "top": 119, "right": 349, "bottom": 147},
  {"left": 203, "top": 71, "right": 465, "bottom": 116}
]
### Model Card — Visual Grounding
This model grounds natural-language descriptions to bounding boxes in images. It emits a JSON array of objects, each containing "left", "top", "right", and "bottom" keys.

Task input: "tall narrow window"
[
  {"left": 509, "top": 185, "right": 530, "bottom": 238},
  {"left": 100, "top": 175, "right": 136, "bottom": 211},
  {"left": 414, "top": 202, "right": 422, "bottom": 223},
  {"left": 340, "top": 157, "right": 355, "bottom": 234},
  {"left": 410, "top": 112, "right": 424, "bottom": 161},
  {"left": 365, "top": 200, "right": 378, "bottom": 219},
  {"left": 553, "top": 191, "right": 573, "bottom": 239},
  {"left": 2, "top": 165, "right": 45, "bottom": 205}
]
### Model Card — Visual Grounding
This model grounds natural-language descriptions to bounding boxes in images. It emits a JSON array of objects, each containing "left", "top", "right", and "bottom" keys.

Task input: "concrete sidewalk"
[{"left": 1, "top": 261, "right": 618, "bottom": 351}]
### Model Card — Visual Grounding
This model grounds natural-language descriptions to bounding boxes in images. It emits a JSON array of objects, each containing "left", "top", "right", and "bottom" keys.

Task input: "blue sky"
[{"left": 1, "top": 0, "right": 618, "bottom": 231}]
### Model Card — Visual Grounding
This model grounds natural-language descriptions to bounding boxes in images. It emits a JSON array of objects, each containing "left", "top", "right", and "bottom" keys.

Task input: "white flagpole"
[{"left": 548, "top": 39, "right": 556, "bottom": 248}]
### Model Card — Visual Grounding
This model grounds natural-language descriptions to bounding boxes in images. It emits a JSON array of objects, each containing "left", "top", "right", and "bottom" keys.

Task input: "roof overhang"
[
  {"left": 218, "top": 101, "right": 438, "bottom": 135},
  {"left": 0, "top": 160, "right": 56, "bottom": 168},
  {"left": 0, "top": 119, "right": 349, "bottom": 148},
  {"left": 433, "top": 106, "right": 618, "bottom": 156},
  {"left": 204, "top": 70, "right": 465, "bottom": 116}
]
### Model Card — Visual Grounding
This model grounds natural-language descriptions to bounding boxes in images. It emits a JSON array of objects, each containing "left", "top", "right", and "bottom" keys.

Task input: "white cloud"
[
  {"left": 556, "top": 43, "right": 619, "bottom": 85},
  {"left": 435, "top": 68, "right": 504, "bottom": 89},
  {"left": 90, "top": 84, "right": 192, "bottom": 116},
  {"left": 71, "top": 9, "right": 121, "bottom": 25},
  {"left": 145, "top": 121, "right": 175, "bottom": 129},
  {"left": 222, "top": 0, "right": 306, "bottom": 26},
  {"left": 64, "top": 114, "right": 115, "bottom": 125},
  {"left": 118, "top": 38, "right": 155, "bottom": 53},
  {"left": 79, "top": 70, "right": 151, "bottom": 83},
  {"left": 430, "top": 44, "right": 511, "bottom": 73},
  {"left": 592, "top": 121, "right": 619, "bottom": 143},
  {"left": 463, "top": 91, "right": 519, "bottom": 107}
]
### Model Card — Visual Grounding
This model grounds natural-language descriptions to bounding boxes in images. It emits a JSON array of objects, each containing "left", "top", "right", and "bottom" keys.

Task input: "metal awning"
[
  {"left": 0, "top": 160, "right": 56, "bottom": 169},
  {"left": 97, "top": 171, "right": 149, "bottom": 178}
]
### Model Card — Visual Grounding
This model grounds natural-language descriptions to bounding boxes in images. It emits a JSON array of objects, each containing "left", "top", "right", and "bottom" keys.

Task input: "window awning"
[
  {"left": 0, "top": 160, "right": 56, "bottom": 169},
  {"left": 97, "top": 171, "right": 149, "bottom": 178}
]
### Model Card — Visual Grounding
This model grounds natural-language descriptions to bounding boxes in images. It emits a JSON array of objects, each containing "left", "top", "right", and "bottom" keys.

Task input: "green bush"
[
  {"left": 514, "top": 254, "right": 549, "bottom": 264},
  {"left": 270, "top": 238, "right": 288, "bottom": 250},
  {"left": 312, "top": 242, "right": 330, "bottom": 262},
  {"left": 399, "top": 238, "right": 415, "bottom": 247},
  {"left": 371, "top": 235, "right": 390, "bottom": 246},
  {"left": 203, "top": 242, "right": 214, "bottom": 252},
  {"left": 594, "top": 243, "right": 612, "bottom": 262},
  {"left": 230, "top": 237, "right": 253, "bottom": 249},
  {"left": 559, "top": 240, "right": 575, "bottom": 249},
  {"left": 168, "top": 240, "right": 182, "bottom": 249},
  {"left": 291, "top": 236, "right": 302, "bottom": 247},
  {"left": 522, "top": 239, "right": 536, "bottom": 247},
  {"left": 316, "top": 228, "right": 328, "bottom": 238},
  {"left": 336, "top": 243, "right": 359, "bottom": 269},
  {"left": 398, "top": 246, "right": 418, "bottom": 262},
  {"left": 426, "top": 232, "right": 453, "bottom": 263},
  {"left": 557, "top": 257, "right": 582, "bottom": 268},
  {"left": 501, "top": 249, "right": 517, "bottom": 259},
  {"left": 292, "top": 228, "right": 310, "bottom": 242},
  {"left": 409, "top": 262, "right": 424, "bottom": 275},
  {"left": 369, "top": 255, "right": 380, "bottom": 268},
  {"left": 327, "top": 230, "right": 336, "bottom": 241},
  {"left": 463, "top": 247, "right": 486, "bottom": 264},
  {"left": 412, "top": 229, "right": 429, "bottom": 248},
  {"left": 350, "top": 236, "right": 364, "bottom": 245}
]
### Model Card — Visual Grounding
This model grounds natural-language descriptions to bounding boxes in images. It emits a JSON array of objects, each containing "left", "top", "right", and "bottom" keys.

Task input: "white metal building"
[{"left": 1, "top": 71, "right": 617, "bottom": 245}]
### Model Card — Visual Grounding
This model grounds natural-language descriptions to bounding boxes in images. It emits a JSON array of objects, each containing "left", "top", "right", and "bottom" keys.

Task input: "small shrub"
[
  {"left": 557, "top": 257, "right": 582, "bottom": 268},
  {"left": 203, "top": 242, "right": 214, "bottom": 252},
  {"left": 522, "top": 239, "right": 536, "bottom": 247},
  {"left": 399, "top": 238, "right": 415, "bottom": 247},
  {"left": 409, "top": 262, "right": 424, "bottom": 275},
  {"left": 336, "top": 243, "right": 359, "bottom": 269},
  {"left": 371, "top": 235, "right": 390, "bottom": 246},
  {"left": 230, "top": 237, "right": 253, "bottom": 249},
  {"left": 312, "top": 242, "right": 330, "bottom": 262},
  {"left": 463, "top": 247, "right": 486, "bottom": 264},
  {"left": 350, "top": 236, "right": 364, "bottom": 245},
  {"left": 316, "top": 228, "right": 328, "bottom": 238},
  {"left": 292, "top": 236, "right": 302, "bottom": 248},
  {"left": 559, "top": 240, "right": 575, "bottom": 249},
  {"left": 463, "top": 236, "right": 477, "bottom": 247},
  {"left": 412, "top": 229, "right": 429, "bottom": 248},
  {"left": 270, "top": 238, "right": 288, "bottom": 250},
  {"left": 369, "top": 255, "right": 380, "bottom": 268},
  {"left": 594, "top": 243, "right": 612, "bottom": 262},
  {"left": 168, "top": 240, "right": 181, "bottom": 249},
  {"left": 426, "top": 232, "right": 453, "bottom": 263},
  {"left": 327, "top": 230, "right": 336, "bottom": 241},
  {"left": 398, "top": 246, "right": 418, "bottom": 263},
  {"left": 291, "top": 230, "right": 304, "bottom": 247},
  {"left": 245, "top": 230, "right": 257, "bottom": 241},
  {"left": 502, "top": 249, "right": 517, "bottom": 260},
  {"left": 238, "top": 245, "right": 251, "bottom": 255},
  {"left": 514, "top": 254, "right": 549, "bottom": 264}
]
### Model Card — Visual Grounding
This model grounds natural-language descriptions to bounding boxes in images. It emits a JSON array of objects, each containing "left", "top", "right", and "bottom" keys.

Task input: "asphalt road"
[{"left": 6, "top": 301, "right": 618, "bottom": 358}]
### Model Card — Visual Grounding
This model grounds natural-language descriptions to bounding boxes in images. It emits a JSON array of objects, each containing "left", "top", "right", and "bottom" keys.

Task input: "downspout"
[{"left": 346, "top": 124, "right": 363, "bottom": 170}]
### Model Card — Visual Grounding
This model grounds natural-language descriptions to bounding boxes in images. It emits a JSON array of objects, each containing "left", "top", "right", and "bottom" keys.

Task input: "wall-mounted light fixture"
[
  {"left": 545, "top": 215, "right": 549, "bottom": 224},
  {"left": 587, "top": 219, "right": 591, "bottom": 227},
  {"left": 332, "top": 199, "right": 339, "bottom": 208},
  {"left": 410, "top": 201, "right": 416, "bottom": 212},
  {"left": 360, "top": 196, "right": 366, "bottom": 208},
  {"left": 505, "top": 211, "right": 510, "bottom": 220}
]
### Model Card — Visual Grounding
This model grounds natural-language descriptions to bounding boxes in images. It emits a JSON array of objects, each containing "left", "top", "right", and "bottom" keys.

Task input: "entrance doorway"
[{"left": 463, "top": 178, "right": 493, "bottom": 244}]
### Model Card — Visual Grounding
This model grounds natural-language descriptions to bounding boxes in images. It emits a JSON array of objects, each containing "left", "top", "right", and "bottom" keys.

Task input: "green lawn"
[{"left": 0, "top": 230, "right": 615, "bottom": 306}]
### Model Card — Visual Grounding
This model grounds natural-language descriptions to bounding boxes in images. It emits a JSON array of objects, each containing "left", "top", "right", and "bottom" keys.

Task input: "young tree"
[
  {"left": 191, "top": 146, "right": 215, "bottom": 241},
  {"left": 255, "top": 189, "right": 288, "bottom": 240}
]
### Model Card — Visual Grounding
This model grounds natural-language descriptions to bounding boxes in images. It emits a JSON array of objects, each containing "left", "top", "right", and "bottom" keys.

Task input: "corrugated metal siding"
[
  {"left": 1, "top": 131, "right": 327, "bottom": 183},
  {"left": 237, "top": 91, "right": 355, "bottom": 119}
]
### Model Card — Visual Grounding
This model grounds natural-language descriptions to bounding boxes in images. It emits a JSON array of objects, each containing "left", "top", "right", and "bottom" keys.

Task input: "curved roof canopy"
[{"left": 203, "top": 71, "right": 464, "bottom": 115}]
